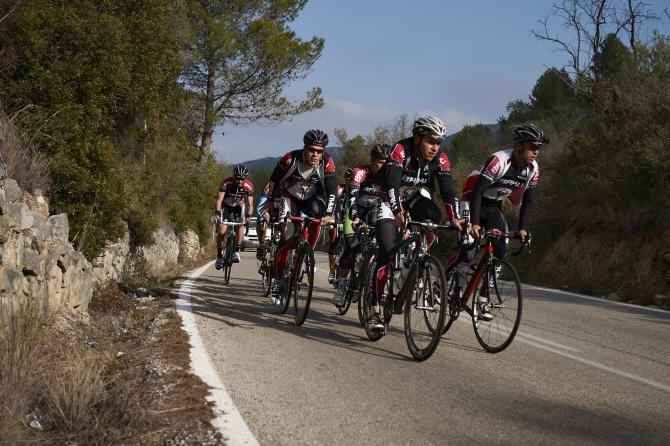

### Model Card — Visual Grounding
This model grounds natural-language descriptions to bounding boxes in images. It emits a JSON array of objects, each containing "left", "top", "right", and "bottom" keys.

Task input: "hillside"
[{"left": 238, "top": 124, "right": 498, "bottom": 172}]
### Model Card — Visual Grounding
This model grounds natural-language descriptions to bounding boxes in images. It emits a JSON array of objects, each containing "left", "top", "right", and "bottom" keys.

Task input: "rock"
[
  {"left": 46, "top": 214, "right": 69, "bottom": 242},
  {"left": 178, "top": 229, "right": 200, "bottom": 262},
  {"left": 23, "top": 189, "right": 49, "bottom": 219},
  {"left": 1, "top": 178, "right": 22, "bottom": 204},
  {"left": 3, "top": 202, "right": 33, "bottom": 230}
]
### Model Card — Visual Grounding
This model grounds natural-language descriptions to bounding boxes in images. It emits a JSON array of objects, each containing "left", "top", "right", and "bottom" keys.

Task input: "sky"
[{"left": 215, "top": 0, "right": 670, "bottom": 164}]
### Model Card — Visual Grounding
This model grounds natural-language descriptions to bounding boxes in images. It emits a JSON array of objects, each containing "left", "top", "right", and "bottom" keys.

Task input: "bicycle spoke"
[{"left": 472, "top": 259, "right": 523, "bottom": 353}]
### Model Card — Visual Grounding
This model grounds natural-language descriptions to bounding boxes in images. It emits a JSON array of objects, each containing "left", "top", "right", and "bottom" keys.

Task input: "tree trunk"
[{"left": 198, "top": 65, "right": 216, "bottom": 168}]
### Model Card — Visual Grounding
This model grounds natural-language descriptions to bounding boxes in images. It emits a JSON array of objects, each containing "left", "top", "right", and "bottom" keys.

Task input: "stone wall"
[
  {"left": 0, "top": 176, "right": 206, "bottom": 314},
  {"left": 0, "top": 178, "right": 92, "bottom": 314}
]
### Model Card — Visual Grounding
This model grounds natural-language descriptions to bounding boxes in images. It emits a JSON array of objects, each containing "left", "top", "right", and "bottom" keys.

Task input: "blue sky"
[{"left": 215, "top": 0, "right": 670, "bottom": 164}]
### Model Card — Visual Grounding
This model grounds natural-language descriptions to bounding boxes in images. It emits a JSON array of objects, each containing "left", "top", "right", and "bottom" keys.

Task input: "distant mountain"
[{"left": 239, "top": 124, "right": 498, "bottom": 172}]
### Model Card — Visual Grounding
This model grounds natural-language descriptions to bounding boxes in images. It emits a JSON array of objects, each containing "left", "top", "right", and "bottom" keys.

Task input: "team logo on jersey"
[
  {"left": 486, "top": 157, "right": 501, "bottom": 177},
  {"left": 354, "top": 170, "right": 365, "bottom": 184}
]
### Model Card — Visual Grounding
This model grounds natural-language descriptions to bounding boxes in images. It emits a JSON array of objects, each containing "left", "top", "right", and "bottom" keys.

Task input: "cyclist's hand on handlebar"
[
  {"left": 394, "top": 212, "right": 405, "bottom": 229},
  {"left": 449, "top": 218, "right": 464, "bottom": 232},
  {"left": 519, "top": 229, "right": 529, "bottom": 245},
  {"left": 214, "top": 211, "right": 222, "bottom": 224},
  {"left": 470, "top": 223, "right": 482, "bottom": 240},
  {"left": 320, "top": 215, "right": 334, "bottom": 226},
  {"left": 352, "top": 217, "right": 360, "bottom": 231}
]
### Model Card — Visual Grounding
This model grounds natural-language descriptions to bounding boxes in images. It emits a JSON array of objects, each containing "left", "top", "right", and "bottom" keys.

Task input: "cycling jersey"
[
  {"left": 461, "top": 148, "right": 539, "bottom": 230},
  {"left": 256, "top": 182, "right": 272, "bottom": 219},
  {"left": 219, "top": 176, "right": 255, "bottom": 208},
  {"left": 384, "top": 137, "right": 458, "bottom": 220},
  {"left": 269, "top": 149, "right": 337, "bottom": 214}
]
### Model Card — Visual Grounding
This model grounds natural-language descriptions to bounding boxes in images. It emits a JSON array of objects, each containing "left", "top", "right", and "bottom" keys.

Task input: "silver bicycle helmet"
[{"left": 412, "top": 116, "right": 447, "bottom": 139}]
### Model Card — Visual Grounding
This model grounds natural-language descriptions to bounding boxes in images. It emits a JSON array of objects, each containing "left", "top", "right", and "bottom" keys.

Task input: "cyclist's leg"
[
  {"left": 480, "top": 205, "right": 507, "bottom": 258},
  {"left": 298, "top": 195, "right": 325, "bottom": 250},
  {"left": 405, "top": 193, "right": 441, "bottom": 248},
  {"left": 256, "top": 196, "right": 267, "bottom": 246},
  {"left": 274, "top": 195, "right": 295, "bottom": 280},
  {"left": 327, "top": 224, "right": 338, "bottom": 280}
]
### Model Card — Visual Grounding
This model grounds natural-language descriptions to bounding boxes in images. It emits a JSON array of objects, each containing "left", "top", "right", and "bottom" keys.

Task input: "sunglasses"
[{"left": 305, "top": 146, "right": 325, "bottom": 154}]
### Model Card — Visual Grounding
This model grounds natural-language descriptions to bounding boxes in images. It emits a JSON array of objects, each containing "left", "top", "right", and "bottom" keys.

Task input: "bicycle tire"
[
  {"left": 471, "top": 258, "right": 522, "bottom": 353},
  {"left": 404, "top": 254, "right": 448, "bottom": 361},
  {"left": 360, "top": 257, "right": 384, "bottom": 341},
  {"left": 261, "top": 258, "right": 272, "bottom": 296},
  {"left": 437, "top": 269, "right": 458, "bottom": 336},
  {"left": 336, "top": 287, "right": 351, "bottom": 315},
  {"left": 223, "top": 236, "right": 233, "bottom": 285},
  {"left": 275, "top": 253, "right": 292, "bottom": 314},
  {"left": 356, "top": 253, "right": 374, "bottom": 328},
  {"left": 293, "top": 244, "right": 315, "bottom": 326}
]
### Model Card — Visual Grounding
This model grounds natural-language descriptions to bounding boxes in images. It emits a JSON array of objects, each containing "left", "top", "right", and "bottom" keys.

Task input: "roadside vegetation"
[{"left": 332, "top": 1, "right": 670, "bottom": 304}]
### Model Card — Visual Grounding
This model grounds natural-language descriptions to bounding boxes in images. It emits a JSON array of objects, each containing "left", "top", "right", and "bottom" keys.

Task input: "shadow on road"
[{"left": 180, "top": 273, "right": 415, "bottom": 362}]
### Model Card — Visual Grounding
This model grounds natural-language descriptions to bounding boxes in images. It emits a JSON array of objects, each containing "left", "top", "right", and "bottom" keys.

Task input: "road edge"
[{"left": 175, "top": 261, "right": 261, "bottom": 446}]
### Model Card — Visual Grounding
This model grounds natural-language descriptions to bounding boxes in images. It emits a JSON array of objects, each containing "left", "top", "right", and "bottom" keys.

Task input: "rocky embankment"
[{"left": 0, "top": 177, "right": 207, "bottom": 316}]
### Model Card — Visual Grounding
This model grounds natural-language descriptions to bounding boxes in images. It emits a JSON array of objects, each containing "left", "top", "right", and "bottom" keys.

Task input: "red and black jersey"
[
  {"left": 269, "top": 149, "right": 337, "bottom": 214},
  {"left": 219, "top": 176, "right": 254, "bottom": 207},
  {"left": 348, "top": 164, "right": 385, "bottom": 219},
  {"left": 382, "top": 137, "right": 457, "bottom": 220},
  {"left": 462, "top": 148, "right": 540, "bottom": 230}
]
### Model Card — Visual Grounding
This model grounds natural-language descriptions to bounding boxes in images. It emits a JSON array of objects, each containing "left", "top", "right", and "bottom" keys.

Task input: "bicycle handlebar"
[{"left": 406, "top": 220, "right": 454, "bottom": 232}]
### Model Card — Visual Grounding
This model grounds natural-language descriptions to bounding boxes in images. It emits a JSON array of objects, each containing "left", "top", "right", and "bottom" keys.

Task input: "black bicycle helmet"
[
  {"left": 233, "top": 164, "right": 249, "bottom": 179},
  {"left": 412, "top": 116, "right": 447, "bottom": 139},
  {"left": 303, "top": 129, "right": 329, "bottom": 147},
  {"left": 513, "top": 123, "right": 549, "bottom": 144},
  {"left": 370, "top": 143, "right": 392, "bottom": 160}
]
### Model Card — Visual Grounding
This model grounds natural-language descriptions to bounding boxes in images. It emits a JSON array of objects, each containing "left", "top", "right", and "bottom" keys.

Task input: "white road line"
[
  {"left": 524, "top": 284, "right": 670, "bottom": 315},
  {"left": 321, "top": 253, "right": 670, "bottom": 392},
  {"left": 515, "top": 331, "right": 581, "bottom": 352},
  {"left": 515, "top": 336, "right": 670, "bottom": 393},
  {"left": 176, "top": 261, "right": 260, "bottom": 446}
]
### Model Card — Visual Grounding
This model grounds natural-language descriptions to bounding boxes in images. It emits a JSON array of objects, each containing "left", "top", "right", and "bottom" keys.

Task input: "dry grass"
[
  {"left": 527, "top": 227, "right": 670, "bottom": 304},
  {"left": 0, "top": 109, "right": 50, "bottom": 193},
  {"left": 0, "top": 284, "right": 222, "bottom": 445}
]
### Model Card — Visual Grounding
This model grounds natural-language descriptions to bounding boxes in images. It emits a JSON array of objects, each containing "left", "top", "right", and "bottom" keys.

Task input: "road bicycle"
[
  {"left": 258, "top": 220, "right": 281, "bottom": 298},
  {"left": 219, "top": 221, "right": 246, "bottom": 285},
  {"left": 331, "top": 222, "right": 376, "bottom": 317},
  {"left": 275, "top": 215, "right": 321, "bottom": 326},
  {"left": 359, "top": 219, "right": 451, "bottom": 361},
  {"left": 441, "top": 228, "right": 529, "bottom": 353}
]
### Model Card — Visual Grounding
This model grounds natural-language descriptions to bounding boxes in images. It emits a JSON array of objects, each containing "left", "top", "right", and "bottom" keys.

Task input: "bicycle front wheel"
[
  {"left": 404, "top": 255, "right": 448, "bottom": 361},
  {"left": 261, "top": 258, "right": 272, "bottom": 297},
  {"left": 293, "top": 244, "right": 315, "bottom": 326},
  {"left": 472, "top": 258, "right": 522, "bottom": 353}
]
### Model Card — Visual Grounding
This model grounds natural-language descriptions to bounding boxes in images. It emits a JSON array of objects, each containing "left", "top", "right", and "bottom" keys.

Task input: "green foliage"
[
  {"left": 333, "top": 128, "right": 367, "bottom": 180},
  {"left": 0, "top": 0, "right": 224, "bottom": 258},
  {"left": 182, "top": 0, "right": 324, "bottom": 163}
]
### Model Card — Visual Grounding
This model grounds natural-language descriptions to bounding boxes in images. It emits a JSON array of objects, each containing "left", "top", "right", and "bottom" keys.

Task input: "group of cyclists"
[{"left": 214, "top": 117, "right": 547, "bottom": 331}]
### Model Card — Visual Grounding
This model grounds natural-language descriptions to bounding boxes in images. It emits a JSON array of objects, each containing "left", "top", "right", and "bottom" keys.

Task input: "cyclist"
[
  {"left": 328, "top": 167, "right": 353, "bottom": 284},
  {"left": 457, "top": 123, "right": 545, "bottom": 320},
  {"left": 215, "top": 165, "right": 254, "bottom": 268},
  {"left": 367, "top": 116, "right": 462, "bottom": 331},
  {"left": 267, "top": 129, "right": 337, "bottom": 301},
  {"left": 255, "top": 181, "right": 272, "bottom": 261},
  {"left": 332, "top": 144, "right": 391, "bottom": 306}
]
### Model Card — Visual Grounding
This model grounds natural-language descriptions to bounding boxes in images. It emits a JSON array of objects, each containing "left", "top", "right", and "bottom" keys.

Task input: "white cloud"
[{"left": 213, "top": 99, "right": 494, "bottom": 163}]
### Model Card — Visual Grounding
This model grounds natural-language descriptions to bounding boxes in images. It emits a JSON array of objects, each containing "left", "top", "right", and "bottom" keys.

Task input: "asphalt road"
[{"left": 190, "top": 250, "right": 670, "bottom": 446}]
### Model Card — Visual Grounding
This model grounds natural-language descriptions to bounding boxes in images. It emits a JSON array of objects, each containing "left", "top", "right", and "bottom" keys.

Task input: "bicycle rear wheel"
[
  {"left": 336, "top": 285, "right": 351, "bottom": 315},
  {"left": 404, "top": 255, "right": 448, "bottom": 361},
  {"left": 293, "top": 244, "right": 315, "bottom": 326},
  {"left": 472, "top": 259, "right": 522, "bottom": 353}
]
